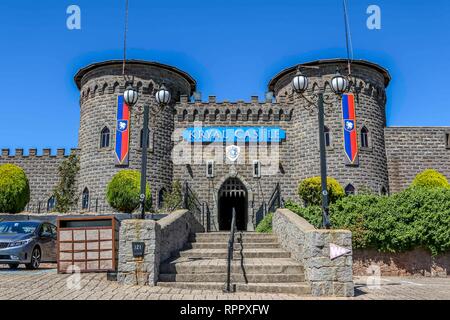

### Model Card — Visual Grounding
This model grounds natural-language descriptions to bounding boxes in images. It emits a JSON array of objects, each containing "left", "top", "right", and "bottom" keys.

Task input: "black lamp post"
[
  {"left": 123, "top": 82, "right": 171, "bottom": 219},
  {"left": 292, "top": 68, "right": 349, "bottom": 229}
]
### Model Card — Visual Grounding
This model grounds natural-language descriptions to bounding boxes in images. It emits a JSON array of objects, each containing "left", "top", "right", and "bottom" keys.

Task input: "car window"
[
  {"left": 0, "top": 222, "right": 39, "bottom": 234},
  {"left": 50, "top": 225, "right": 57, "bottom": 237},
  {"left": 39, "top": 224, "right": 52, "bottom": 236}
]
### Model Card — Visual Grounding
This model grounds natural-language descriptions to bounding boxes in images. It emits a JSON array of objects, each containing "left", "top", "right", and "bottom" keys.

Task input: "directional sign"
[{"left": 330, "top": 243, "right": 351, "bottom": 260}]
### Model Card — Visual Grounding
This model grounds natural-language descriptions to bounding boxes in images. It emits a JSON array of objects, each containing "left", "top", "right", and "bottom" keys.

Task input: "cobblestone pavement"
[{"left": 0, "top": 265, "right": 449, "bottom": 300}]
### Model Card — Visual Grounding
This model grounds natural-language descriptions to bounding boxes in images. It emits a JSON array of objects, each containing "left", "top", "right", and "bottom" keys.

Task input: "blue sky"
[{"left": 1, "top": 0, "right": 449, "bottom": 151}]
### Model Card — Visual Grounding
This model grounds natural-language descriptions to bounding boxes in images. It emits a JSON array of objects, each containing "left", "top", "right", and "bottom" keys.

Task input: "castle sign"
[{"left": 182, "top": 127, "right": 286, "bottom": 143}]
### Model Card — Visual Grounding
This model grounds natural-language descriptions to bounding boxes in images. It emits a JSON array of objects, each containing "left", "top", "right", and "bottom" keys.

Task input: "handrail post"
[{"left": 225, "top": 207, "right": 236, "bottom": 293}]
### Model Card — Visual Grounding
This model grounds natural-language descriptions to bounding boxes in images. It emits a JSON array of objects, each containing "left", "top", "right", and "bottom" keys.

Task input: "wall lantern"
[
  {"left": 330, "top": 69, "right": 349, "bottom": 95},
  {"left": 292, "top": 68, "right": 309, "bottom": 94},
  {"left": 123, "top": 84, "right": 139, "bottom": 107},
  {"left": 155, "top": 84, "right": 171, "bottom": 105}
]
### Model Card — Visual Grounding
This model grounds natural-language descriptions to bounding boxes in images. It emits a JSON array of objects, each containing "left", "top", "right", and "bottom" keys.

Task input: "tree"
[
  {"left": 54, "top": 154, "right": 80, "bottom": 213},
  {"left": 0, "top": 164, "right": 30, "bottom": 213}
]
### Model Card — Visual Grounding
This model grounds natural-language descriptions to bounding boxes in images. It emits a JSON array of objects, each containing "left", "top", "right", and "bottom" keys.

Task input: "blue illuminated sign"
[{"left": 182, "top": 127, "right": 286, "bottom": 143}]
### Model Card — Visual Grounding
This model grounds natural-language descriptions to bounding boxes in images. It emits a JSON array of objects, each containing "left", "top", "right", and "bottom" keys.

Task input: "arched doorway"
[{"left": 218, "top": 178, "right": 247, "bottom": 231}]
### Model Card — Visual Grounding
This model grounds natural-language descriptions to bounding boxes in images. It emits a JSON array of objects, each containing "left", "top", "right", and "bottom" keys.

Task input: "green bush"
[
  {"left": 255, "top": 213, "right": 273, "bottom": 233},
  {"left": 0, "top": 164, "right": 30, "bottom": 213},
  {"left": 298, "top": 176, "right": 344, "bottom": 206},
  {"left": 287, "top": 187, "right": 450, "bottom": 255},
  {"left": 411, "top": 169, "right": 450, "bottom": 189},
  {"left": 162, "top": 180, "right": 183, "bottom": 212},
  {"left": 106, "top": 170, "right": 151, "bottom": 213}
]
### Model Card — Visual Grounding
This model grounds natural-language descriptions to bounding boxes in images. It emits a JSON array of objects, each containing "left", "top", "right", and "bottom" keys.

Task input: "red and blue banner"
[
  {"left": 115, "top": 96, "right": 130, "bottom": 166},
  {"left": 342, "top": 93, "right": 358, "bottom": 164}
]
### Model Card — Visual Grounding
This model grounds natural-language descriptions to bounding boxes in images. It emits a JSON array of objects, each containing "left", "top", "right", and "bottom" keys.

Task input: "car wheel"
[
  {"left": 8, "top": 264, "right": 19, "bottom": 269},
  {"left": 26, "top": 247, "right": 41, "bottom": 270}
]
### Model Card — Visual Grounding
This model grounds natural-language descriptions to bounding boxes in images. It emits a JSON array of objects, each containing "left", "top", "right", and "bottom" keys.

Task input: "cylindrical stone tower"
[
  {"left": 74, "top": 60, "right": 196, "bottom": 210},
  {"left": 268, "top": 59, "right": 391, "bottom": 194}
]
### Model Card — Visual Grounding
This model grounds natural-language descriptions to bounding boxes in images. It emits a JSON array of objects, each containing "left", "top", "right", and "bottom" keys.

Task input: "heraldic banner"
[
  {"left": 115, "top": 96, "right": 130, "bottom": 166},
  {"left": 342, "top": 93, "right": 358, "bottom": 164}
]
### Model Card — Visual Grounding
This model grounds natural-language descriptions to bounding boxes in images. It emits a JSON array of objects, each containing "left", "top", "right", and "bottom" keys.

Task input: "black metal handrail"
[
  {"left": 224, "top": 207, "right": 237, "bottom": 293},
  {"left": 183, "top": 182, "right": 210, "bottom": 231},
  {"left": 267, "top": 183, "right": 283, "bottom": 215}
]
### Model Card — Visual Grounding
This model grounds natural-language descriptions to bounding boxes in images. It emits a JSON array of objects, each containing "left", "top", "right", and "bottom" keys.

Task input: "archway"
[{"left": 218, "top": 178, "right": 247, "bottom": 231}]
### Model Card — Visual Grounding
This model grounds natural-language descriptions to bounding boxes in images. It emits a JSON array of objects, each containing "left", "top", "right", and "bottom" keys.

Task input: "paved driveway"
[{"left": 0, "top": 265, "right": 449, "bottom": 300}]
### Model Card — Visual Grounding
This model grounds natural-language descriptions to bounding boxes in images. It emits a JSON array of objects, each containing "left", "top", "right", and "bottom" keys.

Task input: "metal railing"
[
  {"left": 267, "top": 183, "right": 283, "bottom": 214},
  {"left": 224, "top": 207, "right": 237, "bottom": 293},
  {"left": 183, "top": 182, "right": 210, "bottom": 231},
  {"left": 23, "top": 198, "right": 112, "bottom": 214}
]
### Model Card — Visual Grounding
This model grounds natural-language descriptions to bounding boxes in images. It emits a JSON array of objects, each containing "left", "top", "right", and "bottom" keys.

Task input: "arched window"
[
  {"left": 47, "top": 196, "right": 56, "bottom": 212},
  {"left": 82, "top": 188, "right": 90, "bottom": 210},
  {"left": 361, "top": 127, "right": 369, "bottom": 148},
  {"left": 100, "top": 127, "right": 110, "bottom": 148},
  {"left": 158, "top": 188, "right": 166, "bottom": 209},
  {"left": 380, "top": 186, "right": 388, "bottom": 196},
  {"left": 140, "top": 129, "right": 150, "bottom": 149},
  {"left": 345, "top": 184, "right": 356, "bottom": 196},
  {"left": 324, "top": 126, "right": 331, "bottom": 147}
]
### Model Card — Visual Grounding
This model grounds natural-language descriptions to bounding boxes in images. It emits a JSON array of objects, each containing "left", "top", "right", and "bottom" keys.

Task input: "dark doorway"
[{"left": 218, "top": 178, "right": 247, "bottom": 231}]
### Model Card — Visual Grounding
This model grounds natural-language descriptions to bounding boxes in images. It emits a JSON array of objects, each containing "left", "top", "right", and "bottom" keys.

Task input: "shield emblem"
[
  {"left": 117, "top": 120, "right": 128, "bottom": 132},
  {"left": 344, "top": 120, "right": 355, "bottom": 132},
  {"left": 226, "top": 145, "right": 241, "bottom": 162}
]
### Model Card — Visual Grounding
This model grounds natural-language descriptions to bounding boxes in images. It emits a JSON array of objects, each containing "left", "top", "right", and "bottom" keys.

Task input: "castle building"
[{"left": 1, "top": 58, "right": 449, "bottom": 231}]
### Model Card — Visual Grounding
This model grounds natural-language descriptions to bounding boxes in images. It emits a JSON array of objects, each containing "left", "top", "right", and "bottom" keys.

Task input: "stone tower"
[{"left": 74, "top": 60, "right": 196, "bottom": 209}]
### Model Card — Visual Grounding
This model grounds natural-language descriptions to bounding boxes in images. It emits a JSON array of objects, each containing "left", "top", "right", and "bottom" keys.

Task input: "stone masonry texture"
[
  {"left": 273, "top": 208, "right": 354, "bottom": 297},
  {"left": 0, "top": 58, "right": 449, "bottom": 231}
]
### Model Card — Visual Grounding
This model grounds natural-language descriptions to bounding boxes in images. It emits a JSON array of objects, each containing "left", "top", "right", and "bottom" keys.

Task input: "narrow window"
[
  {"left": 380, "top": 186, "right": 388, "bottom": 196},
  {"left": 140, "top": 129, "right": 150, "bottom": 148},
  {"left": 100, "top": 127, "right": 110, "bottom": 148},
  {"left": 82, "top": 187, "right": 90, "bottom": 210},
  {"left": 47, "top": 196, "right": 56, "bottom": 212},
  {"left": 253, "top": 160, "right": 261, "bottom": 178},
  {"left": 345, "top": 184, "right": 355, "bottom": 196},
  {"left": 158, "top": 188, "right": 166, "bottom": 209},
  {"left": 361, "top": 127, "right": 369, "bottom": 148},
  {"left": 206, "top": 160, "right": 214, "bottom": 178},
  {"left": 446, "top": 133, "right": 450, "bottom": 149},
  {"left": 324, "top": 126, "right": 331, "bottom": 147}
]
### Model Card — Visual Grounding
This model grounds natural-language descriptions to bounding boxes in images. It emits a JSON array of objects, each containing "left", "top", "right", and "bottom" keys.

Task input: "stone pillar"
[
  {"left": 304, "top": 230, "right": 354, "bottom": 297},
  {"left": 117, "top": 219, "right": 161, "bottom": 286}
]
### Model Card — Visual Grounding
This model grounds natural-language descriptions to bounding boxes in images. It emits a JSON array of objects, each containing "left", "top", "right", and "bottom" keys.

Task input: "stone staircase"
[{"left": 157, "top": 232, "right": 311, "bottom": 295}]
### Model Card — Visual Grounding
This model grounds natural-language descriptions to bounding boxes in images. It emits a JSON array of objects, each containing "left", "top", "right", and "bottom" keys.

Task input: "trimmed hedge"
[
  {"left": 298, "top": 176, "right": 344, "bottom": 206},
  {"left": 286, "top": 187, "right": 450, "bottom": 255},
  {"left": 0, "top": 164, "right": 30, "bottom": 213},
  {"left": 106, "top": 170, "right": 151, "bottom": 213},
  {"left": 411, "top": 169, "right": 449, "bottom": 189}
]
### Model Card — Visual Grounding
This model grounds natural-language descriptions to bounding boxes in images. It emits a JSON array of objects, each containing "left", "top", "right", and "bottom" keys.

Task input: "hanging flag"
[
  {"left": 342, "top": 93, "right": 358, "bottom": 164},
  {"left": 115, "top": 96, "right": 130, "bottom": 166}
]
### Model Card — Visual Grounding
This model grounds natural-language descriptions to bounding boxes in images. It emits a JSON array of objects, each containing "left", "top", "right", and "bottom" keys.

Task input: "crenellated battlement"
[
  {"left": 175, "top": 94, "right": 295, "bottom": 122},
  {"left": 0, "top": 148, "right": 79, "bottom": 159}
]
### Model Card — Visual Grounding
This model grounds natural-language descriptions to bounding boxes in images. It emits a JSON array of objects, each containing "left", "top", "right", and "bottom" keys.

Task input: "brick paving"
[{"left": 0, "top": 264, "right": 449, "bottom": 300}]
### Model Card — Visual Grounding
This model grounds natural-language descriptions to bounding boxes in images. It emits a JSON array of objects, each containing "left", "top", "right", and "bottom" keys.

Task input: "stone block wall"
[
  {"left": 117, "top": 210, "right": 199, "bottom": 286},
  {"left": 385, "top": 127, "right": 450, "bottom": 192},
  {"left": 0, "top": 148, "right": 78, "bottom": 210},
  {"left": 273, "top": 208, "right": 354, "bottom": 297}
]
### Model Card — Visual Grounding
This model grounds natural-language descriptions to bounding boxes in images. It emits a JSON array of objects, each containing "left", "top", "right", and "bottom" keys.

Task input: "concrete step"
[
  {"left": 160, "top": 258, "right": 304, "bottom": 274},
  {"left": 159, "top": 273, "right": 305, "bottom": 283},
  {"left": 157, "top": 281, "right": 311, "bottom": 295},
  {"left": 178, "top": 248, "right": 291, "bottom": 259},
  {"left": 185, "top": 242, "right": 280, "bottom": 249},
  {"left": 189, "top": 233, "right": 277, "bottom": 243}
]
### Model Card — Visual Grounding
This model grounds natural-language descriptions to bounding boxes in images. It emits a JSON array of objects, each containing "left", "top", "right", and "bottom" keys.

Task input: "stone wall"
[
  {"left": 117, "top": 210, "right": 199, "bottom": 286},
  {"left": 273, "top": 208, "right": 354, "bottom": 297},
  {"left": 385, "top": 127, "right": 450, "bottom": 192},
  {"left": 353, "top": 248, "right": 450, "bottom": 277},
  {"left": 0, "top": 148, "right": 78, "bottom": 210}
]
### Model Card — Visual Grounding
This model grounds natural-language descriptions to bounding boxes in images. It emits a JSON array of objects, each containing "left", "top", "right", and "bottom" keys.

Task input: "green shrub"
[
  {"left": 411, "top": 169, "right": 450, "bottom": 189},
  {"left": 298, "top": 176, "right": 344, "bottom": 206},
  {"left": 106, "top": 170, "right": 151, "bottom": 213},
  {"left": 162, "top": 180, "right": 183, "bottom": 212},
  {"left": 255, "top": 213, "right": 273, "bottom": 233},
  {"left": 287, "top": 187, "right": 450, "bottom": 255},
  {"left": 0, "top": 164, "right": 30, "bottom": 213}
]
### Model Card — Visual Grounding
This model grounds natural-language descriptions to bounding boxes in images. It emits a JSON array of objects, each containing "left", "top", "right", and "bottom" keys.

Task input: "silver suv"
[{"left": 0, "top": 221, "right": 57, "bottom": 269}]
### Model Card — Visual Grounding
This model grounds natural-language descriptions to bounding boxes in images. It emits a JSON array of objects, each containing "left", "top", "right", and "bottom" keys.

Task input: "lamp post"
[
  {"left": 123, "top": 82, "right": 171, "bottom": 219},
  {"left": 292, "top": 68, "right": 349, "bottom": 229}
]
